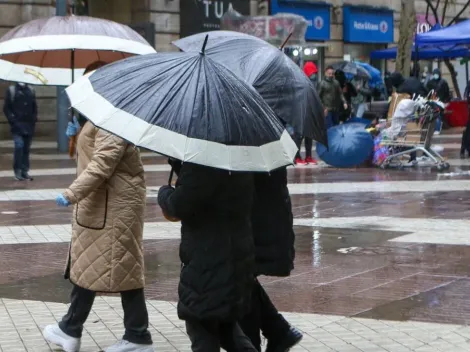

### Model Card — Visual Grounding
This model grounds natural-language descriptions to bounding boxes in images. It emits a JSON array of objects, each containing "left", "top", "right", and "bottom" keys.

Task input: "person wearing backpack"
[{"left": 3, "top": 82, "right": 37, "bottom": 181}]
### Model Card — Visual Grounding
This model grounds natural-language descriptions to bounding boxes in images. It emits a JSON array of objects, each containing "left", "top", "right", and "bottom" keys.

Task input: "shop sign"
[
  {"left": 343, "top": 6, "right": 394, "bottom": 43},
  {"left": 416, "top": 14, "right": 438, "bottom": 35},
  {"left": 180, "top": 0, "right": 251, "bottom": 37}
]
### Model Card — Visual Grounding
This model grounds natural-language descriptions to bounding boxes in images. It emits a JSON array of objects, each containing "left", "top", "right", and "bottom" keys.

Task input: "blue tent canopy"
[
  {"left": 370, "top": 45, "right": 470, "bottom": 60},
  {"left": 416, "top": 19, "right": 470, "bottom": 46}
]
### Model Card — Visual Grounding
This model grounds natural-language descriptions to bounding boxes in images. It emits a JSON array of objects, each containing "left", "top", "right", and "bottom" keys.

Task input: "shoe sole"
[
  {"left": 276, "top": 334, "right": 303, "bottom": 352},
  {"left": 105, "top": 346, "right": 155, "bottom": 352},
  {"left": 43, "top": 327, "right": 80, "bottom": 352}
]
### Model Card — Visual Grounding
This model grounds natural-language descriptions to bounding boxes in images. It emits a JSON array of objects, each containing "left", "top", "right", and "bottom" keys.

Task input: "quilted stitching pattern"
[{"left": 66, "top": 123, "right": 146, "bottom": 292}]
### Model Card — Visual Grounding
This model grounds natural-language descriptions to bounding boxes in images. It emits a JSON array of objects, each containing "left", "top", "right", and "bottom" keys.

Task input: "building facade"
[{"left": 0, "top": 0, "right": 469, "bottom": 139}]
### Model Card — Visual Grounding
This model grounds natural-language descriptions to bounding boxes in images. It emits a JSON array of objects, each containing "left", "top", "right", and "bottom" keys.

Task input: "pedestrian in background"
[
  {"left": 43, "top": 61, "right": 153, "bottom": 352},
  {"left": 426, "top": 68, "right": 451, "bottom": 133},
  {"left": 318, "top": 66, "right": 348, "bottom": 129},
  {"left": 293, "top": 62, "right": 320, "bottom": 165},
  {"left": 461, "top": 80, "right": 470, "bottom": 157},
  {"left": 303, "top": 61, "right": 318, "bottom": 87},
  {"left": 3, "top": 82, "right": 37, "bottom": 181},
  {"left": 351, "top": 77, "right": 371, "bottom": 118},
  {"left": 335, "top": 70, "right": 357, "bottom": 123}
]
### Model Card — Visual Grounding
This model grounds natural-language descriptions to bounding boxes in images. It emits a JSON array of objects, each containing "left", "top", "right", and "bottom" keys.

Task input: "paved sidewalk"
[{"left": 2, "top": 297, "right": 470, "bottom": 352}]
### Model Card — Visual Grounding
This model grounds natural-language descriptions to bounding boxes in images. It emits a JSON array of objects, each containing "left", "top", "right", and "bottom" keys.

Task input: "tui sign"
[{"left": 180, "top": 0, "right": 251, "bottom": 37}]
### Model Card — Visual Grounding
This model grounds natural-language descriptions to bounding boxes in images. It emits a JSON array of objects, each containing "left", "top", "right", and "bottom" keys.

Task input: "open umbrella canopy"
[
  {"left": 173, "top": 31, "right": 327, "bottom": 147},
  {"left": 0, "top": 16, "right": 155, "bottom": 86},
  {"left": 66, "top": 38, "right": 297, "bottom": 172},
  {"left": 316, "top": 123, "right": 373, "bottom": 168},
  {"left": 332, "top": 61, "right": 371, "bottom": 80}
]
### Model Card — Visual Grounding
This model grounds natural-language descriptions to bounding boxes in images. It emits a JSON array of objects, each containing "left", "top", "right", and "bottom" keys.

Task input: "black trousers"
[
  {"left": 239, "top": 279, "right": 290, "bottom": 351},
  {"left": 462, "top": 119, "right": 470, "bottom": 155},
  {"left": 59, "top": 284, "right": 152, "bottom": 345},
  {"left": 294, "top": 135, "right": 313, "bottom": 159},
  {"left": 186, "top": 320, "right": 257, "bottom": 352}
]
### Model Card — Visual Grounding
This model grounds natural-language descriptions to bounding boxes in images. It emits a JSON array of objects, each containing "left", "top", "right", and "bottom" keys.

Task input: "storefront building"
[{"left": 342, "top": 5, "right": 394, "bottom": 71}]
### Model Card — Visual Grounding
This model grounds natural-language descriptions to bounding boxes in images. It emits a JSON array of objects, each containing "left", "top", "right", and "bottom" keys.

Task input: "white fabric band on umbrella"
[
  {"left": 66, "top": 76, "right": 298, "bottom": 172},
  {"left": 0, "top": 35, "right": 155, "bottom": 55},
  {"left": 0, "top": 59, "right": 84, "bottom": 86},
  {"left": 0, "top": 35, "right": 155, "bottom": 85}
]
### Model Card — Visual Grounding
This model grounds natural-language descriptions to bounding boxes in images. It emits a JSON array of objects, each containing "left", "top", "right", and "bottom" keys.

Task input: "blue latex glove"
[
  {"left": 66, "top": 116, "right": 80, "bottom": 138},
  {"left": 56, "top": 194, "right": 71, "bottom": 207}
]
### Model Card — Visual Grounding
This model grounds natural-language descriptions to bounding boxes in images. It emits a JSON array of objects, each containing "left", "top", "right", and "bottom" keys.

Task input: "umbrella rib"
[{"left": 183, "top": 57, "right": 204, "bottom": 161}]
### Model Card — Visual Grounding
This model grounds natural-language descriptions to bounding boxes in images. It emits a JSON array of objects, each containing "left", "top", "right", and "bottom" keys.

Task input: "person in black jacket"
[
  {"left": 461, "top": 81, "right": 470, "bottom": 157},
  {"left": 390, "top": 72, "right": 428, "bottom": 97},
  {"left": 335, "top": 70, "right": 357, "bottom": 123},
  {"left": 426, "top": 69, "right": 451, "bottom": 103},
  {"left": 239, "top": 167, "right": 302, "bottom": 352},
  {"left": 384, "top": 71, "right": 393, "bottom": 97},
  {"left": 3, "top": 82, "right": 37, "bottom": 181},
  {"left": 426, "top": 69, "right": 451, "bottom": 133},
  {"left": 158, "top": 161, "right": 257, "bottom": 352}
]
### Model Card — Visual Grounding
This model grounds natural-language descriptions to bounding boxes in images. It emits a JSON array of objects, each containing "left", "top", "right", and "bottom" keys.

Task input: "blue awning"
[
  {"left": 371, "top": 45, "right": 470, "bottom": 60},
  {"left": 416, "top": 19, "right": 470, "bottom": 46}
]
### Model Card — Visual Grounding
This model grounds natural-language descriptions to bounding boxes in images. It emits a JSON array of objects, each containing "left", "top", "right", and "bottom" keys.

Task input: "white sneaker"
[
  {"left": 105, "top": 340, "right": 154, "bottom": 352},
  {"left": 43, "top": 324, "right": 81, "bottom": 352}
]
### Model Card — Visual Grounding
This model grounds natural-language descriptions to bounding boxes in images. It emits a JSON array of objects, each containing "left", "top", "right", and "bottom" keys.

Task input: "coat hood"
[{"left": 303, "top": 61, "right": 318, "bottom": 78}]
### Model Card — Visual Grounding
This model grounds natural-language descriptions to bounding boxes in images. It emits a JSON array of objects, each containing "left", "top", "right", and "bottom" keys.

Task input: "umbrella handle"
[{"left": 168, "top": 167, "right": 174, "bottom": 186}]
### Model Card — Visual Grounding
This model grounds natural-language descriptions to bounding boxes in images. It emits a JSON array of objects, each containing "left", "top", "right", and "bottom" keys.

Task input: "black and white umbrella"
[
  {"left": 0, "top": 16, "right": 155, "bottom": 86},
  {"left": 65, "top": 37, "right": 297, "bottom": 172}
]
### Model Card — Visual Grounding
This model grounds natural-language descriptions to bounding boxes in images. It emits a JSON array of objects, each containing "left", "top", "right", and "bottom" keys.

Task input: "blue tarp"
[
  {"left": 370, "top": 45, "right": 470, "bottom": 60},
  {"left": 416, "top": 19, "right": 470, "bottom": 46}
]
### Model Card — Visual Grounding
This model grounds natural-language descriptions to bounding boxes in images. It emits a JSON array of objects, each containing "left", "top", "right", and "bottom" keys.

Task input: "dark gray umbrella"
[
  {"left": 332, "top": 61, "right": 371, "bottom": 80},
  {"left": 173, "top": 31, "right": 327, "bottom": 147},
  {"left": 66, "top": 36, "right": 297, "bottom": 172}
]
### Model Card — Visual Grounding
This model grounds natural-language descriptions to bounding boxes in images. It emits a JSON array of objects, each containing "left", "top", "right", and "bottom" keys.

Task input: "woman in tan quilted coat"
[{"left": 42, "top": 62, "right": 153, "bottom": 352}]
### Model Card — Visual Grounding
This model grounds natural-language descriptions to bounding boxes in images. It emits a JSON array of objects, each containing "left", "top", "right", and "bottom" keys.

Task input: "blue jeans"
[
  {"left": 13, "top": 134, "right": 32, "bottom": 172},
  {"left": 326, "top": 112, "right": 339, "bottom": 129},
  {"left": 435, "top": 116, "right": 442, "bottom": 132},
  {"left": 352, "top": 103, "right": 367, "bottom": 118}
]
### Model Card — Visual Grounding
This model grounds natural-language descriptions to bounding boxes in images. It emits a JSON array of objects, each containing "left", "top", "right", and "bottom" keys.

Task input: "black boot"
[
  {"left": 14, "top": 170, "right": 25, "bottom": 181},
  {"left": 265, "top": 327, "right": 303, "bottom": 352},
  {"left": 21, "top": 171, "right": 33, "bottom": 181}
]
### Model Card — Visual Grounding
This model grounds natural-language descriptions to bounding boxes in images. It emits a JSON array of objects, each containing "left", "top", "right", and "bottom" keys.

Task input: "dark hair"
[
  {"left": 84, "top": 61, "right": 107, "bottom": 74},
  {"left": 326, "top": 65, "right": 334, "bottom": 71}
]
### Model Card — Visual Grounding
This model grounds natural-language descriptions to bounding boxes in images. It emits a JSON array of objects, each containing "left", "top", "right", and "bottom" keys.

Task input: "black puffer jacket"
[
  {"left": 251, "top": 167, "right": 295, "bottom": 277},
  {"left": 390, "top": 72, "right": 428, "bottom": 97},
  {"left": 158, "top": 162, "right": 255, "bottom": 322}
]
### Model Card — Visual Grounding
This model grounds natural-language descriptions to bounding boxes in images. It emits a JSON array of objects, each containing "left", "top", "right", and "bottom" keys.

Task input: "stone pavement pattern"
[{"left": 2, "top": 130, "right": 470, "bottom": 351}]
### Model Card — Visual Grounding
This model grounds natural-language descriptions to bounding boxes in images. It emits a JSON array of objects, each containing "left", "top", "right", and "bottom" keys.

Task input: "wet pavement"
[{"left": 2, "top": 130, "right": 470, "bottom": 351}]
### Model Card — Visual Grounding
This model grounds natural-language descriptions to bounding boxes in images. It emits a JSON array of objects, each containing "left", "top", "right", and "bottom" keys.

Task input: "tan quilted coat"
[{"left": 63, "top": 122, "right": 146, "bottom": 292}]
